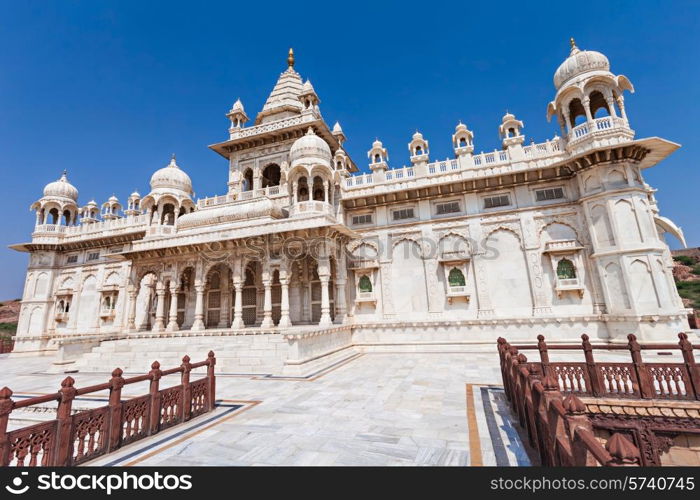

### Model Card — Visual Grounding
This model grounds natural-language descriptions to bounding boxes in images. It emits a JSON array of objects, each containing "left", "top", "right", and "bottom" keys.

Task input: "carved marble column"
[
  {"left": 319, "top": 275, "right": 332, "bottom": 326},
  {"left": 192, "top": 283, "right": 205, "bottom": 331},
  {"left": 231, "top": 280, "right": 244, "bottom": 329},
  {"left": 166, "top": 282, "right": 179, "bottom": 331},
  {"left": 278, "top": 276, "right": 291, "bottom": 328},
  {"left": 472, "top": 252, "right": 494, "bottom": 318},
  {"left": 126, "top": 286, "right": 138, "bottom": 332},
  {"left": 521, "top": 215, "right": 552, "bottom": 316},
  {"left": 260, "top": 278, "right": 274, "bottom": 328},
  {"left": 153, "top": 284, "right": 166, "bottom": 332},
  {"left": 218, "top": 276, "right": 229, "bottom": 328},
  {"left": 334, "top": 279, "right": 347, "bottom": 323}
]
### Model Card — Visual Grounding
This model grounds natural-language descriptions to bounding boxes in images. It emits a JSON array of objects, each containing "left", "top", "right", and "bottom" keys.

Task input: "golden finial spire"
[
  {"left": 570, "top": 37, "right": 577, "bottom": 49},
  {"left": 287, "top": 48, "right": 295, "bottom": 68}
]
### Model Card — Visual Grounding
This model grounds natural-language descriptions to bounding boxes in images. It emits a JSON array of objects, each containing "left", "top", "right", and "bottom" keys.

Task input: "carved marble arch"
[
  {"left": 103, "top": 271, "right": 121, "bottom": 287},
  {"left": 135, "top": 266, "right": 161, "bottom": 286},
  {"left": 347, "top": 239, "right": 379, "bottom": 257},
  {"left": 538, "top": 221, "right": 580, "bottom": 246},
  {"left": 391, "top": 234, "right": 426, "bottom": 259},
  {"left": 483, "top": 225, "right": 523, "bottom": 248},
  {"left": 438, "top": 231, "right": 471, "bottom": 253},
  {"left": 58, "top": 276, "right": 75, "bottom": 292}
]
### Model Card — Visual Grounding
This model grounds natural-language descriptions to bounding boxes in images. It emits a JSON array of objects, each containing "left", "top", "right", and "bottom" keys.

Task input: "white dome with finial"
[
  {"left": 289, "top": 127, "right": 332, "bottom": 168},
  {"left": 149, "top": 155, "right": 193, "bottom": 196},
  {"left": 43, "top": 171, "right": 78, "bottom": 201},
  {"left": 554, "top": 38, "right": 610, "bottom": 90}
]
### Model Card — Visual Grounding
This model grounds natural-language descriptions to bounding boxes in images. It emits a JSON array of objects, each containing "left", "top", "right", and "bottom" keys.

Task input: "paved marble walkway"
[{"left": 1, "top": 351, "right": 537, "bottom": 466}]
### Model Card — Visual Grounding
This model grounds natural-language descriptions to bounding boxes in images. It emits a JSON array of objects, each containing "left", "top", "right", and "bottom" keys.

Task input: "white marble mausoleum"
[{"left": 9, "top": 41, "right": 691, "bottom": 374}]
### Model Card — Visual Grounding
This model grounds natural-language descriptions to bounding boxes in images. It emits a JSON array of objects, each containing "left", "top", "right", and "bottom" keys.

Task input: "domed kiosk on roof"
[
  {"left": 547, "top": 38, "right": 635, "bottom": 148},
  {"left": 289, "top": 127, "right": 332, "bottom": 169},
  {"left": 141, "top": 155, "right": 196, "bottom": 226},
  {"left": 31, "top": 171, "right": 79, "bottom": 226}
]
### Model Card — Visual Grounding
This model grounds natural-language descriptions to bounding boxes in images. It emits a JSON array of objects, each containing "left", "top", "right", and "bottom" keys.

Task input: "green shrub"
[
  {"left": 674, "top": 255, "right": 696, "bottom": 266},
  {"left": 692, "top": 264, "right": 700, "bottom": 276},
  {"left": 676, "top": 281, "right": 700, "bottom": 309},
  {"left": 0, "top": 323, "right": 17, "bottom": 336}
]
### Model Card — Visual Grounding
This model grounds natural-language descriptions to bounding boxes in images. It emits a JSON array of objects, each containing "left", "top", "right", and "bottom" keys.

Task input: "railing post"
[
  {"left": 181, "top": 355, "right": 191, "bottom": 422},
  {"left": 627, "top": 334, "right": 653, "bottom": 399},
  {"left": 107, "top": 368, "right": 125, "bottom": 452},
  {"left": 149, "top": 361, "right": 162, "bottom": 434},
  {"left": 678, "top": 333, "right": 700, "bottom": 400},
  {"left": 54, "top": 376, "right": 77, "bottom": 466},
  {"left": 581, "top": 334, "right": 604, "bottom": 396},
  {"left": 537, "top": 335, "right": 551, "bottom": 378},
  {"left": 207, "top": 351, "right": 216, "bottom": 411},
  {"left": 0, "top": 387, "right": 13, "bottom": 466}
]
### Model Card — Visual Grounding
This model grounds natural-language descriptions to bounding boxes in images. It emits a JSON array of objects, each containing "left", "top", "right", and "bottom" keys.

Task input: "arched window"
[
  {"left": 161, "top": 204, "right": 175, "bottom": 225},
  {"left": 589, "top": 91, "right": 610, "bottom": 118},
  {"left": 49, "top": 208, "right": 59, "bottom": 224},
  {"left": 568, "top": 98, "right": 587, "bottom": 126},
  {"left": 415, "top": 146, "right": 422, "bottom": 155},
  {"left": 508, "top": 127, "right": 516, "bottom": 137},
  {"left": 358, "top": 275, "right": 372, "bottom": 293},
  {"left": 556, "top": 259, "right": 576, "bottom": 279},
  {"left": 242, "top": 169, "right": 254, "bottom": 192},
  {"left": 297, "top": 177, "right": 309, "bottom": 201},
  {"left": 374, "top": 154, "right": 381, "bottom": 163},
  {"left": 459, "top": 137, "right": 467, "bottom": 147},
  {"left": 448, "top": 268, "right": 466, "bottom": 287},
  {"left": 312, "top": 176, "right": 324, "bottom": 201},
  {"left": 58, "top": 300, "right": 65, "bottom": 312},
  {"left": 261, "top": 164, "right": 281, "bottom": 188}
]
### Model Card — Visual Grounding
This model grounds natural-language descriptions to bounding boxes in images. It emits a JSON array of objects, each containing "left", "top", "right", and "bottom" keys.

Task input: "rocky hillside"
[
  {"left": 0, "top": 299, "right": 20, "bottom": 338},
  {"left": 672, "top": 248, "right": 700, "bottom": 311}
]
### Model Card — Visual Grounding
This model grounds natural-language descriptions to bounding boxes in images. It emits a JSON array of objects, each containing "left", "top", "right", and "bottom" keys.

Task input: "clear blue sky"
[{"left": 1, "top": 0, "right": 699, "bottom": 300}]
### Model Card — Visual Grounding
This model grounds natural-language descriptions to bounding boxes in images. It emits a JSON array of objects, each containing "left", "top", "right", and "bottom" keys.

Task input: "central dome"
[
  {"left": 554, "top": 42, "right": 610, "bottom": 90},
  {"left": 43, "top": 171, "right": 78, "bottom": 201},
  {"left": 149, "top": 156, "right": 193, "bottom": 196},
  {"left": 289, "top": 127, "right": 332, "bottom": 168}
]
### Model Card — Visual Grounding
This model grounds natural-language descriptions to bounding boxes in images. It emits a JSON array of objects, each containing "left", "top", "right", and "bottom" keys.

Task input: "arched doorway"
[{"left": 242, "top": 264, "right": 258, "bottom": 326}]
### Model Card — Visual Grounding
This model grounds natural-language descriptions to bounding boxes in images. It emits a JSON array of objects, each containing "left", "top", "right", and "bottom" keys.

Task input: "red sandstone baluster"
[
  {"left": 678, "top": 333, "right": 700, "bottom": 400},
  {"left": 581, "top": 334, "right": 604, "bottom": 397},
  {"left": 0, "top": 387, "right": 14, "bottom": 466},
  {"left": 181, "top": 355, "right": 191, "bottom": 422},
  {"left": 627, "top": 334, "right": 653, "bottom": 399},
  {"left": 149, "top": 361, "right": 162, "bottom": 434},
  {"left": 54, "top": 376, "right": 77, "bottom": 466},
  {"left": 108, "top": 368, "right": 125, "bottom": 452},
  {"left": 207, "top": 351, "right": 216, "bottom": 411},
  {"left": 537, "top": 335, "right": 552, "bottom": 380}
]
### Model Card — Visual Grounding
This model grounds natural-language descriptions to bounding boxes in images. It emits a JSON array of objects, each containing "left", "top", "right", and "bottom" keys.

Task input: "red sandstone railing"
[
  {"left": 503, "top": 333, "right": 700, "bottom": 401},
  {"left": 497, "top": 337, "right": 639, "bottom": 466},
  {"left": 496, "top": 333, "right": 700, "bottom": 466},
  {"left": 0, "top": 351, "right": 216, "bottom": 466}
]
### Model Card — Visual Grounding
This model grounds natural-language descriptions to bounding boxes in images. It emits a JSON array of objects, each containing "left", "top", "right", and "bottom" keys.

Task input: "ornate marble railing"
[
  {"left": 569, "top": 116, "right": 629, "bottom": 142},
  {"left": 289, "top": 200, "right": 335, "bottom": 218},
  {"left": 32, "top": 215, "right": 149, "bottom": 242},
  {"left": 197, "top": 185, "right": 286, "bottom": 209},
  {"left": 472, "top": 150, "right": 509, "bottom": 166},
  {"left": 227, "top": 113, "right": 317, "bottom": 140},
  {"left": 522, "top": 138, "right": 563, "bottom": 159}
]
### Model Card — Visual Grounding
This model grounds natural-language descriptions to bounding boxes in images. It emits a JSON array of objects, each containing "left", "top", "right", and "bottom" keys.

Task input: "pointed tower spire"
[{"left": 287, "top": 48, "right": 295, "bottom": 68}]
